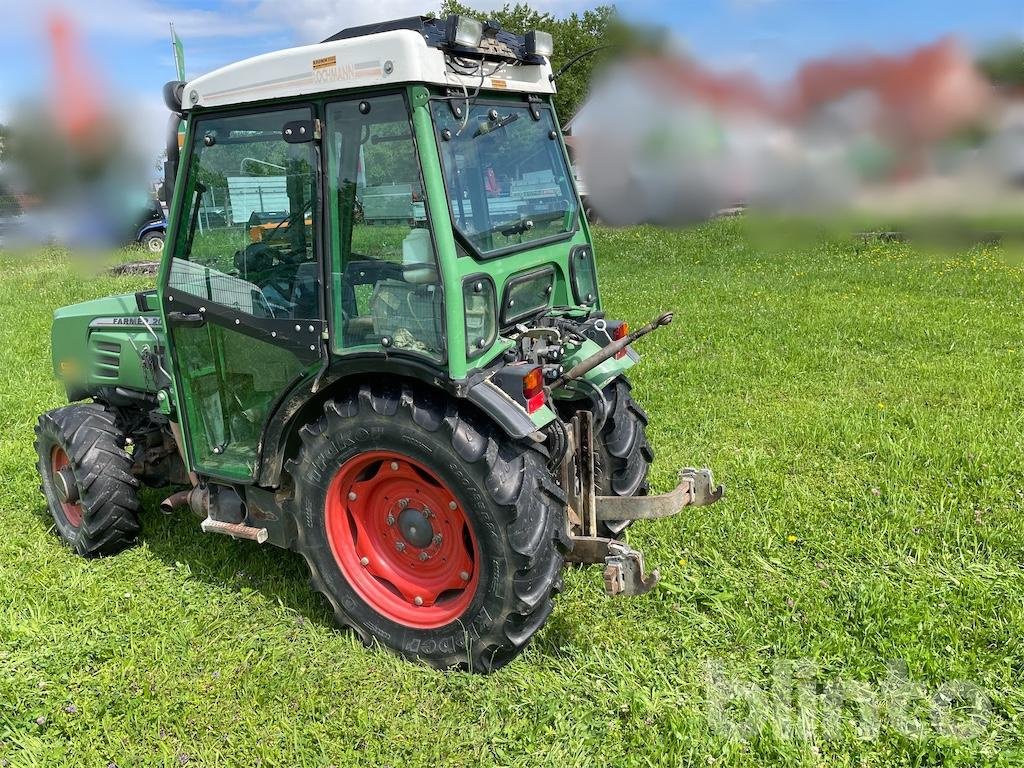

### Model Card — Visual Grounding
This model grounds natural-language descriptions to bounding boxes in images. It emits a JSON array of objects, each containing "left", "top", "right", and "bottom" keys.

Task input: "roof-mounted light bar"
[{"left": 323, "top": 16, "right": 552, "bottom": 63}]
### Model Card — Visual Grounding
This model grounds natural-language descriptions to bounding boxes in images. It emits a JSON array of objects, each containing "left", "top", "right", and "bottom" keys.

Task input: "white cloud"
[
  {"left": 0, "top": 0, "right": 593, "bottom": 48},
  {"left": 251, "top": 0, "right": 591, "bottom": 46},
  {"left": 0, "top": 1, "right": 279, "bottom": 42}
]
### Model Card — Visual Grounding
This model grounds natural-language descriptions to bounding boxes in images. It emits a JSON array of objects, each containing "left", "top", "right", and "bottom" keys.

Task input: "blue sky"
[{"left": 0, "top": 0, "right": 1020, "bottom": 156}]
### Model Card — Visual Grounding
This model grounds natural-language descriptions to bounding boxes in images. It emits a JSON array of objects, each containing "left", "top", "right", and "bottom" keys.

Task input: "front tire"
[
  {"left": 142, "top": 232, "right": 165, "bottom": 253},
  {"left": 34, "top": 405, "right": 141, "bottom": 557},
  {"left": 288, "top": 382, "right": 568, "bottom": 672}
]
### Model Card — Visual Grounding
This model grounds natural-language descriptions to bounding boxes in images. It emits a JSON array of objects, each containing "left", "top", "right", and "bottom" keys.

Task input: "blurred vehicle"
[{"left": 134, "top": 198, "right": 167, "bottom": 253}]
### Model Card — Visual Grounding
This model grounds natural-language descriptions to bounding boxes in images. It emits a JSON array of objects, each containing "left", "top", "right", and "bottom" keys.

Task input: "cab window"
[
  {"left": 326, "top": 94, "right": 444, "bottom": 360},
  {"left": 168, "top": 107, "right": 319, "bottom": 320}
]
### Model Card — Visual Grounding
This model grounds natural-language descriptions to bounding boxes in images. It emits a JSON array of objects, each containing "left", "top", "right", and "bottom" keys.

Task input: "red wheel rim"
[
  {"left": 50, "top": 446, "right": 83, "bottom": 528},
  {"left": 325, "top": 450, "right": 480, "bottom": 629}
]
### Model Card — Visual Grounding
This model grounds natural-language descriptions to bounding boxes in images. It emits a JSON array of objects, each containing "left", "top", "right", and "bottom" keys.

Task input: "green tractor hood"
[{"left": 52, "top": 294, "right": 164, "bottom": 400}]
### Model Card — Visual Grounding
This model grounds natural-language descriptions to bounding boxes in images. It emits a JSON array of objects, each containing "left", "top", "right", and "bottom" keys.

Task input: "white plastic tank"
[{"left": 402, "top": 228, "right": 436, "bottom": 283}]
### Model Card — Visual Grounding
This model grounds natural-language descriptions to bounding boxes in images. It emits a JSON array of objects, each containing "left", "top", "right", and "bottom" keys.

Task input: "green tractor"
[{"left": 35, "top": 16, "right": 722, "bottom": 671}]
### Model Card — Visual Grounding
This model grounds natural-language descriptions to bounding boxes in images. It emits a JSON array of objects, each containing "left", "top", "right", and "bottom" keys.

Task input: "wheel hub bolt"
[
  {"left": 418, "top": 552, "right": 428, "bottom": 561},
  {"left": 398, "top": 498, "right": 409, "bottom": 509},
  {"left": 347, "top": 491, "right": 357, "bottom": 501},
  {"left": 360, "top": 557, "right": 369, "bottom": 566},
  {"left": 448, "top": 501, "right": 457, "bottom": 510},
  {"left": 432, "top": 533, "right": 442, "bottom": 545},
  {"left": 395, "top": 541, "right": 406, "bottom": 552},
  {"left": 390, "top": 462, "right": 399, "bottom": 471},
  {"left": 414, "top": 596, "right": 423, "bottom": 606},
  {"left": 386, "top": 514, "right": 395, "bottom": 526},
  {"left": 459, "top": 571, "right": 470, "bottom": 581}
]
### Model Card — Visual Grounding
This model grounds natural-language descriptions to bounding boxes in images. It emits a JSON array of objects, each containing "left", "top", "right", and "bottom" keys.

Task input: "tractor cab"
[{"left": 159, "top": 15, "right": 602, "bottom": 479}]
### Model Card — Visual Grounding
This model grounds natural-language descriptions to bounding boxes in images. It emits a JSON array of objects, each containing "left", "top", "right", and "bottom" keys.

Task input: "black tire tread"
[
  {"left": 289, "top": 381, "right": 567, "bottom": 672},
  {"left": 35, "top": 404, "right": 141, "bottom": 558},
  {"left": 596, "top": 377, "right": 655, "bottom": 498},
  {"left": 555, "top": 376, "right": 654, "bottom": 537}
]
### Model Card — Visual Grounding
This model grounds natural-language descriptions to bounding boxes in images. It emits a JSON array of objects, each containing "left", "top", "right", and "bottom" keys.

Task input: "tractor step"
[{"left": 200, "top": 517, "right": 269, "bottom": 544}]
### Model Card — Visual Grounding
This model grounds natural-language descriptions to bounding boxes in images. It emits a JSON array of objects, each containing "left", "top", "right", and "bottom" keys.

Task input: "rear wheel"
[
  {"left": 34, "top": 404, "right": 141, "bottom": 557},
  {"left": 288, "top": 382, "right": 568, "bottom": 672}
]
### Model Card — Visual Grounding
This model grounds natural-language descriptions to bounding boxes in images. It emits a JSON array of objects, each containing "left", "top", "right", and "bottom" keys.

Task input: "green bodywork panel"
[
  {"left": 556, "top": 338, "right": 635, "bottom": 394},
  {"left": 51, "top": 294, "right": 165, "bottom": 398}
]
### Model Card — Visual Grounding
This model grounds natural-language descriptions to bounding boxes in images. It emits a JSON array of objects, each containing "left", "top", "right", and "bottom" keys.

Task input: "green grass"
[{"left": 1, "top": 220, "right": 1023, "bottom": 766}]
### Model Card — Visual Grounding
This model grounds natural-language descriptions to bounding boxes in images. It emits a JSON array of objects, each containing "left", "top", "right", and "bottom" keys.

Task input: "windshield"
[{"left": 432, "top": 100, "right": 578, "bottom": 257}]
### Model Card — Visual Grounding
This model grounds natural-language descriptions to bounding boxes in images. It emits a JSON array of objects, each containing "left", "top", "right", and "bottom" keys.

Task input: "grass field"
[{"left": 1, "top": 219, "right": 1023, "bottom": 766}]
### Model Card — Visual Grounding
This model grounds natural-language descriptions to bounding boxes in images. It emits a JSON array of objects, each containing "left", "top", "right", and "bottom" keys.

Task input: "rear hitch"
[
  {"left": 605, "top": 542, "right": 659, "bottom": 596},
  {"left": 563, "top": 410, "right": 724, "bottom": 597},
  {"left": 595, "top": 468, "right": 724, "bottom": 521}
]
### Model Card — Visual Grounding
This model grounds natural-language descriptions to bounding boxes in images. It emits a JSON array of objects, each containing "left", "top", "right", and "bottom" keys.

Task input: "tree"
[
  {"left": 438, "top": 2, "right": 620, "bottom": 122},
  {"left": 977, "top": 41, "right": 1024, "bottom": 88},
  {"left": 0, "top": 123, "right": 7, "bottom": 164}
]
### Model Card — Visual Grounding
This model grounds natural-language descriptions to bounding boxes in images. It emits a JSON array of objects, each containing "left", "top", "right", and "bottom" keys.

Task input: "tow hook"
[{"left": 604, "top": 541, "right": 659, "bottom": 596}]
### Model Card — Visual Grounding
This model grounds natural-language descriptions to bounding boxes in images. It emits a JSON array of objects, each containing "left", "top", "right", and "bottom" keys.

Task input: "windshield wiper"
[
  {"left": 263, "top": 199, "right": 313, "bottom": 244},
  {"left": 473, "top": 112, "right": 519, "bottom": 139}
]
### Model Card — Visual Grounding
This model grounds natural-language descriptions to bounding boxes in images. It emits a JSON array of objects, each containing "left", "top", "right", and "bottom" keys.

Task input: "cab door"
[{"left": 161, "top": 105, "right": 325, "bottom": 482}]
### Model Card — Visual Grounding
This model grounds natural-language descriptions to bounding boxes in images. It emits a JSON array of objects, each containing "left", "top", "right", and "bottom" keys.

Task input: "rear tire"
[
  {"left": 35, "top": 404, "right": 142, "bottom": 557},
  {"left": 288, "top": 382, "right": 568, "bottom": 672}
]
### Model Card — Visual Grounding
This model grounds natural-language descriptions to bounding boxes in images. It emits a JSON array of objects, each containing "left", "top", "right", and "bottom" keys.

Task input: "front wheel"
[
  {"left": 142, "top": 231, "right": 165, "bottom": 253},
  {"left": 288, "top": 383, "right": 568, "bottom": 672},
  {"left": 34, "top": 404, "right": 141, "bottom": 557}
]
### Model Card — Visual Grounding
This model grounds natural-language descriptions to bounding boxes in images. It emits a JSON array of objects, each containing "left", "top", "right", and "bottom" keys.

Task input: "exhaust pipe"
[
  {"left": 159, "top": 485, "right": 208, "bottom": 517},
  {"left": 160, "top": 489, "right": 191, "bottom": 515},
  {"left": 160, "top": 486, "right": 266, "bottom": 543}
]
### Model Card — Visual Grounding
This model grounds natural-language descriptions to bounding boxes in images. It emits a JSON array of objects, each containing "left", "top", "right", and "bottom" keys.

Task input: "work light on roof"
[
  {"left": 525, "top": 30, "right": 554, "bottom": 58},
  {"left": 445, "top": 14, "right": 484, "bottom": 49}
]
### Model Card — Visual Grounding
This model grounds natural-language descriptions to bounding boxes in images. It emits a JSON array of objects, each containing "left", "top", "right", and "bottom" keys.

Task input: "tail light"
[
  {"left": 612, "top": 322, "right": 629, "bottom": 359},
  {"left": 523, "top": 366, "right": 545, "bottom": 413}
]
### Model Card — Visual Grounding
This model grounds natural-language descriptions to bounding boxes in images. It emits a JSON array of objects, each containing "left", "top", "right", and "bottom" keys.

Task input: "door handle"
[{"left": 167, "top": 311, "right": 206, "bottom": 328}]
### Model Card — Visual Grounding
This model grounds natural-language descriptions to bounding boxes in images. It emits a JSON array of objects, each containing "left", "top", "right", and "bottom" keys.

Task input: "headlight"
[
  {"left": 445, "top": 15, "right": 484, "bottom": 49},
  {"left": 525, "top": 30, "right": 554, "bottom": 58}
]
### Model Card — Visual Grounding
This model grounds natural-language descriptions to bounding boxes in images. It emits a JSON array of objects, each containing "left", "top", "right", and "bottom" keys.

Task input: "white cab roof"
[{"left": 184, "top": 29, "right": 555, "bottom": 110}]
